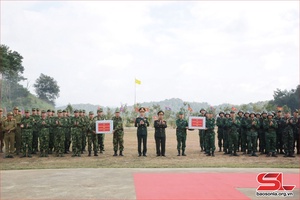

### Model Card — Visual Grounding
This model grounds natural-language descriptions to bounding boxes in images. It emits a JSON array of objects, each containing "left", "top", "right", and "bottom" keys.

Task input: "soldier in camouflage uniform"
[
  {"left": 36, "top": 110, "right": 50, "bottom": 157},
  {"left": 246, "top": 112, "right": 260, "bottom": 156},
  {"left": 0, "top": 108, "right": 6, "bottom": 153},
  {"left": 241, "top": 111, "right": 249, "bottom": 154},
  {"left": 263, "top": 112, "right": 278, "bottom": 157},
  {"left": 274, "top": 110, "right": 285, "bottom": 154},
  {"left": 71, "top": 110, "right": 83, "bottom": 157},
  {"left": 80, "top": 110, "right": 88, "bottom": 153},
  {"left": 223, "top": 112, "right": 230, "bottom": 154},
  {"left": 63, "top": 110, "right": 71, "bottom": 154},
  {"left": 282, "top": 112, "right": 295, "bottom": 157},
  {"left": 259, "top": 111, "right": 267, "bottom": 154},
  {"left": 112, "top": 108, "right": 124, "bottom": 156},
  {"left": 198, "top": 108, "right": 206, "bottom": 152},
  {"left": 31, "top": 108, "right": 40, "bottom": 154},
  {"left": 54, "top": 110, "right": 67, "bottom": 157},
  {"left": 13, "top": 107, "right": 22, "bottom": 155},
  {"left": 47, "top": 109, "right": 54, "bottom": 154},
  {"left": 216, "top": 111, "right": 225, "bottom": 152},
  {"left": 20, "top": 110, "right": 34, "bottom": 157},
  {"left": 226, "top": 111, "right": 240, "bottom": 156},
  {"left": 94, "top": 108, "right": 106, "bottom": 153},
  {"left": 175, "top": 111, "right": 188, "bottom": 156},
  {"left": 3, "top": 112, "right": 17, "bottom": 158},
  {"left": 205, "top": 111, "right": 215, "bottom": 156},
  {"left": 87, "top": 111, "right": 98, "bottom": 156},
  {"left": 236, "top": 110, "right": 244, "bottom": 152}
]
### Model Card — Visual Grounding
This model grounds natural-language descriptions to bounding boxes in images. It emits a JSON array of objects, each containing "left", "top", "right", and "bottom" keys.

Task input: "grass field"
[{"left": 1, "top": 127, "right": 299, "bottom": 170}]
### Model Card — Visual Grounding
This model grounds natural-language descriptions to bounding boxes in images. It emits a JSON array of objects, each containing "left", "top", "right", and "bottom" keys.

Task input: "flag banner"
[
  {"left": 165, "top": 106, "right": 171, "bottom": 111},
  {"left": 96, "top": 120, "right": 113, "bottom": 134},
  {"left": 135, "top": 79, "right": 141, "bottom": 85},
  {"left": 188, "top": 116, "right": 206, "bottom": 129}
]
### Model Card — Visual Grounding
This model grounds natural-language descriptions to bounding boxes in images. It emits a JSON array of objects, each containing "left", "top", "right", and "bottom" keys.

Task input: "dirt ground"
[{"left": 1, "top": 127, "right": 299, "bottom": 170}]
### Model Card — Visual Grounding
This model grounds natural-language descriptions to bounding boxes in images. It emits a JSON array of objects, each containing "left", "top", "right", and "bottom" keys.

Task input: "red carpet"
[{"left": 134, "top": 173, "right": 299, "bottom": 200}]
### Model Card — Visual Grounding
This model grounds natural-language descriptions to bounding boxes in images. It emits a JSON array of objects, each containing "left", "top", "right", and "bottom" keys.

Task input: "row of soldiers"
[
  {"left": 213, "top": 109, "right": 299, "bottom": 157},
  {"left": 0, "top": 107, "right": 125, "bottom": 158}
]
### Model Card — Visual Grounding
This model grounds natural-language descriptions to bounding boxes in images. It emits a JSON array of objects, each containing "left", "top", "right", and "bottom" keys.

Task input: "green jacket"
[
  {"left": 135, "top": 117, "right": 149, "bottom": 136},
  {"left": 176, "top": 118, "right": 188, "bottom": 135}
]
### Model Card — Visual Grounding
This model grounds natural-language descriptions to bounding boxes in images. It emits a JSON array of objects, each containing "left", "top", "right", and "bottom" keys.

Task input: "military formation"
[{"left": 0, "top": 106, "right": 299, "bottom": 158}]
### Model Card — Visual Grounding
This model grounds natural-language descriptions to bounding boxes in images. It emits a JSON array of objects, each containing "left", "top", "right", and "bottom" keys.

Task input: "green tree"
[
  {"left": 65, "top": 103, "right": 73, "bottom": 113},
  {"left": 34, "top": 73, "right": 60, "bottom": 106}
]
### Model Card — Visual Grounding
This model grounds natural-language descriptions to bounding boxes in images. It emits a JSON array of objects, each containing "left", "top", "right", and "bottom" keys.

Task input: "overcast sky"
[{"left": 2, "top": 1, "right": 299, "bottom": 107}]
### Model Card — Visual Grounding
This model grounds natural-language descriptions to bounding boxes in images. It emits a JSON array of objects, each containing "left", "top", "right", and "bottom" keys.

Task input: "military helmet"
[
  {"left": 41, "top": 110, "right": 46, "bottom": 113},
  {"left": 74, "top": 110, "right": 79, "bottom": 113},
  {"left": 115, "top": 108, "right": 120, "bottom": 113},
  {"left": 57, "top": 109, "right": 62, "bottom": 113},
  {"left": 237, "top": 110, "right": 244, "bottom": 114},
  {"left": 25, "top": 109, "right": 30, "bottom": 113},
  {"left": 89, "top": 111, "right": 94, "bottom": 115},
  {"left": 261, "top": 110, "right": 267, "bottom": 115},
  {"left": 256, "top": 112, "right": 261, "bottom": 116},
  {"left": 200, "top": 108, "right": 206, "bottom": 112},
  {"left": 250, "top": 111, "right": 255, "bottom": 115},
  {"left": 7, "top": 112, "right": 13, "bottom": 116},
  {"left": 267, "top": 112, "right": 274, "bottom": 117},
  {"left": 244, "top": 111, "right": 250, "bottom": 114},
  {"left": 178, "top": 111, "right": 184, "bottom": 115},
  {"left": 97, "top": 108, "right": 103, "bottom": 113},
  {"left": 219, "top": 111, "right": 224, "bottom": 115},
  {"left": 230, "top": 110, "right": 235, "bottom": 114},
  {"left": 225, "top": 112, "right": 230, "bottom": 116}
]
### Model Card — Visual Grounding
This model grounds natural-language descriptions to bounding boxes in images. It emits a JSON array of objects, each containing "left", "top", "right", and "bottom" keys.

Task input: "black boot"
[
  {"left": 182, "top": 150, "right": 186, "bottom": 156},
  {"left": 177, "top": 150, "right": 180, "bottom": 156},
  {"left": 252, "top": 152, "right": 258, "bottom": 157},
  {"left": 233, "top": 150, "right": 239, "bottom": 156},
  {"left": 94, "top": 151, "right": 98, "bottom": 156},
  {"left": 288, "top": 152, "right": 295, "bottom": 157},
  {"left": 88, "top": 151, "right": 91, "bottom": 156},
  {"left": 113, "top": 151, "right": 118, "bottom": 156},
  {"left": 206, "top": 152, "right": 211, "bottom": 156},
  {"left": 271, "top": 152, "right": 277, "bottom": 157},
  {"left": 218, "top": 147, "right": 221, "bottom": 152},
  {"left": 119, "top": 151, "right": 123, "bottom": 156},
  {"left": 283, "top": 152, "right": 289, "bottom": 157},
  {"left": 211, "top": 151, "right": 215, "bottom": 157}
]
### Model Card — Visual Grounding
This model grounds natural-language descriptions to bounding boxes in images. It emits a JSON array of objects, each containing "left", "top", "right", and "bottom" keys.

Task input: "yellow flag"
[{"left": 135, "top": 78, "right": 141, "bottom": 85}]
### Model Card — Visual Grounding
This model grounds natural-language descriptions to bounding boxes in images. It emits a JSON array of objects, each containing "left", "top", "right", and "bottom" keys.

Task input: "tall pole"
[{"left": 134, "top": 78, "right": 136, "bottom": 107}]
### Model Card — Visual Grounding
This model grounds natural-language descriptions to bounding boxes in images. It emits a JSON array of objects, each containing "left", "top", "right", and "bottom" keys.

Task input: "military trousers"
[
  {"left": 176, "top": 134, "right": 186, "bottom": 151},
  {"left": 217, "top": 129, "right": 224, "bottom": 149},
  {"left": 22, "top": 129, "right": 33, "bottom": 155},
  {"left": 265, "top": 131, "right": 276, "bottom": 153},
  {"left": 32, "top": 130, "right": 39, "bottom": 152},
  {"left": 137, "top": 134, "right": 147, "bottom": 155},
  {"left": 97, "top": 134, "right": 105, "bottom": 151},
  {"left": 228, "top": 131, "right": 238, "bottom": 152},
  {"left": 283, "top": 129, "right": 294, "bottom": 154},
  {"left": 205, "top": 131, "right": 215, "bottom": 153},
  {"left": 241, "top": 129, "right": 247, "bottom": 152},
  {"left": 81, "top": 130, "right": 87, "bottom": 151},
  {"left": 54, "top": 128, "right": 65, "bottom": 156},
  {"left": 71, "top": 128, "right": 82, "bottom": 156},
  {"left": 223, "top": 130, "right": 229, "bottom": 152},
  {"left": 247, "top": 131, "right": 258, "bottom": 153},
  {"left": 0, "top": 130, "right": 4, "bottom": 152},
  {"left": 113, "top": 131, "right": 124, "bottom": 152},
  {"left": 39, "top": 128, "right": 49, "bottom": 155},
  {"left": 199, "top": 130, "right": 205, "bottom": 150},
  {"left": 276, "top": 130, "right": 283, "bottom": 151},
  {"left": 4, "top": 132, "right": 15, "bottom": 156},
  {"left": 258, "top": 130, "right": 265, "bottom": 153},
  {"left": 155, "top": 136, "right": 166, "bottom": 156},
  {"left": 15, "top": 126, "right": 21, "bottom": 154},
  {"left": 87, "top": 133, "right": 98, "bottom": 152},
  {"left": 64, "top": 128, "right": 71, "bottom": 153}
]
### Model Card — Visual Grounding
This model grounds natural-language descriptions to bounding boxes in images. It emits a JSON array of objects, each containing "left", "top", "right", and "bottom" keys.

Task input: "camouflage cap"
[
  {"left": 244, "top": 111, "right": 250, "bottom": 114},
  {"left": 47, "top": 109, "right": 51, "bottom": 112},
  {"left": 0, "top": 108, "right": 3, "bottom": 112},
  {"left": 25, "top": 109, "right": 30, "bottom": 113},
  {"left": 82, "top": 110, "right": 86, "bottom": 113},
  {"left": 261, "top": 110, "right": 267, "bottom": 115},
  {"left": 157, "top": 110, "right": 164, "bottom": 115},
  {"left": 36, "top": 108, "right": 40, "bottom": 111},
  {"left": 256, "top": 112, "right": 261, "bottom": 116},
  {"left": 57, "top": 109, "right": 62, "bottom": 113},
  {"left": 32, "top": 108, "right": 36, "bottom": 111},
  {"left": 237, "top": 110, "right": 244, "bottom": 114},
  {"left": 7, "top": 112, "right": 13, "bottom": 116},
  {"left": 62, "top": 110, "right": 66, "bottom": 113},
  {"left": 207, "top": 111, "right": 213, "bottom": 114},
  {"left": 219, "top": 111, "right": 224, "bottom": 115},
  {"left": 13, "top": 107, "right": 19, "bottom": 110},
  {"left": 230, "top": 110, "right": 235, "bottom": 114},
  {"left": 250, "top": 111, "right": 255, "bottom": 115},
  {"left": 89, "top": 111, "right": 94, "bottom": 115},
  {"left": 200, "top": 108, "right": 206, "bottom": 112},
  {"left": 178, "top": 111, "right": 184, "bottom": 115},
  {"left": 97, "top": 108, "right": 103, "bottom": 113},
  {"left": 74, "top": 110, "right": 79, "bottom": 113},
  {"left": 225, "top": 112, "right": 230, "bottom": 116},
  {"left": 267, "top": 112, "right": 274, "bottom": 117},
  {"left": 79, "top": 110, "right": 83, "bottom": 113},
  {"left": 41, "top": 110, "right": 46, "bottom": 113},
  {"left": 139, "top": 107, "right": 146, "bottom": 112},
  {"left": 115, "top": 108, "right": 120, "bottom": 113}
]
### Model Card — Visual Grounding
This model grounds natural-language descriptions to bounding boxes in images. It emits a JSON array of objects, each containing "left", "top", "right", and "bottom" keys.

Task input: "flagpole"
[{"left": 134, "top": 78, "right": 136, "bottom": 107}]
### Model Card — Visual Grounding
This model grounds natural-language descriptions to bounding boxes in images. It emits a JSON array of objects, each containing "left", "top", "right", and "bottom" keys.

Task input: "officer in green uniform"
[
  {"left": 246, "top": 112, "right": 260, "bottom": 156},
  {"left": 112, "top": 108, "right": 124, "bottom": 156},
  {"left": 54, "top": 110, "right": 67, "bottom": 157},
  {"left": 135, "top": 107, "right": 149, "bottom": 157},
  {"left": 198, "top": 108, "right": 206, "bottom": 152},
  {"left": 282, "top": 112, "right": 295, "bottom": 157},
  {"left": 223, "top": 112, "right": 230, "bottom": 154},
  {"left": 216, "top": 111, "right": 225, "bottom": 152},
  {"left": 3, "top": 112, "right": 17, "bottom": 158},
  {"left": 0, "top": 108, "right": 6, "bottom": 153},
  {"left": 236, "top": 110, "right": 244, "bottom": 152},
  {"left": 31, "top": 108, "right": 40, "bottom": 154},
  {"left": 87, "top": 111, "right": 98, "bottom": 156},
  {"left": 205, "top": 111, "right": 215, "bottom": 156},
  {"left": 94, "top": 108, "right": 106, "bottom": 153},
  {"left": 226, "top": 110, "right": 240, "bottom": 156},
  {"left": 274, "top": 110, "right": 285, "bottom": 154},
  {"left": 154, "top": 110, "right": 167, "bottom": 157},
  {"left": 263, "top": 112, "right": 278, "bottom": 157},
  {"left": 175, "top": 111, "right": 188, "bottom": 156},
  {"left": 81, "top": 110, "right": 88, "bottom": 153},
  {"left": 71, "top": 110, "right": 83, "bottom": 157},
  {"left": 47, "top": 109, "right": 55, "bottom": 154},
  {"left": 13, "top": 107, "right": 22, "bottom": 155},
  {"left": 36, "top": 110, "right": 50, "bottom": 157},
  {"left": 20, "top": 110, "right": 34, "bottom": 157}
]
